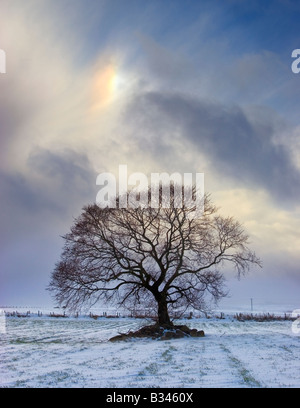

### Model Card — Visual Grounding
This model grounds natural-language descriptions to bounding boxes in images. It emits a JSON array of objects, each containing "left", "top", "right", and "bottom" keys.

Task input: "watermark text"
[
  {"left": 96, "top": 165, "right": 204, "bottom": 218},
  {"left": 0, "top": 49, "right": 6, "bottom": 74},
  {"left": 0, "top": 309, "right": 6, "bottom": 334},
  {"left": 291, "top": 49, "right": 300, "bottom": 74}
]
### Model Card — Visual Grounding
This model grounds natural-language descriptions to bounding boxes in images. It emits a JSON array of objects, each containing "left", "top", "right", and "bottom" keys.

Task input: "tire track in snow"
[{"left": 219, "top": 343, "right": 262, "bottom": 388}]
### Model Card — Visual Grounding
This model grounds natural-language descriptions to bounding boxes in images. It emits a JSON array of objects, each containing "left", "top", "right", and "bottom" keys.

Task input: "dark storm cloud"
[
  {"left": 27, "top": 148, "right": 95, "bottom": 199},
  {"left": 0, "top": 149, "right": 96, "bottom": 244},
  {"left": 1, "top": 149, "right": 95, "bottom": 212},
  {"left": 127, "top": 91, "right": 300, "bottom": 204}
]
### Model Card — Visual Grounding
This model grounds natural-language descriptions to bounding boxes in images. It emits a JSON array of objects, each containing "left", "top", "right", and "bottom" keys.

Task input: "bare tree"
[{"left": 49, "top": 191, "right": 261, "bottom": 327}]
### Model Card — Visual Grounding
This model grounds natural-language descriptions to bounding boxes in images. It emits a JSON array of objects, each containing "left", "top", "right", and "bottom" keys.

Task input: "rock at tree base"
[
  {"left": 161, "top": 325, "right": 205, "bottom": 340},
  {"left": 109, "top": 324, "right": 205, "bottom": 342}
]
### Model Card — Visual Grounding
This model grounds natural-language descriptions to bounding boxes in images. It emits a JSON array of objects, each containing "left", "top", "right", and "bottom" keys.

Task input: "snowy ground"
[{"left": 0, "top": 313, "right": 300, "bottom": 388}]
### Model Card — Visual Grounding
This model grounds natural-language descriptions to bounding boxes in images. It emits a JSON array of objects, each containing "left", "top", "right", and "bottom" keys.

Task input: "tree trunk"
[{"left": 157, "top": 297, "right": 172, "bottom": 327}]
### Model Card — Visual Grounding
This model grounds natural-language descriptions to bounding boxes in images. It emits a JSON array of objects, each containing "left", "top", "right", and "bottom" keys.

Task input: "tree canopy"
[{"left": 49, "top": 191, "right": 261, "bottom": 326}]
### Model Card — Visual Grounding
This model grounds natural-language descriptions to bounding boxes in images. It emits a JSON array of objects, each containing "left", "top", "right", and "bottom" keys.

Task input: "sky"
[{"left": 0, "top": 0, "right": 300, "bottom": 311}]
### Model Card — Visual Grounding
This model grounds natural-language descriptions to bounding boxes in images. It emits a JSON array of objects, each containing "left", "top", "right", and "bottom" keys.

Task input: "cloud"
[
  {"left": 125, "top": 90, "right": 300, "bottom": 206},
  {"left": 136, "top": 33, "right": 194, "bottom": 84},
  {"left": 0, "top": 148, "right": 96, "bottom": 245},
  {"left": 27, "top": 148, "right": 96, "bottom": 203}
]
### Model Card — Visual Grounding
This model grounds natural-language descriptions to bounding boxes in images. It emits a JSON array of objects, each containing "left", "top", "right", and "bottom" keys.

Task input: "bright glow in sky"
[
  {"left": 90, "top": 61, "right": 127, "bottom": 110},
  {"left": 0, "top": 0, "right": 300, "bottom": 310}
]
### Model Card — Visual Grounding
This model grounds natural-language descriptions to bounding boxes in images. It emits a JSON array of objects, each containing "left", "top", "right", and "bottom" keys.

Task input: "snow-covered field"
[{"left": 1, "top": 312, "right": 300, "bottom": 388}]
